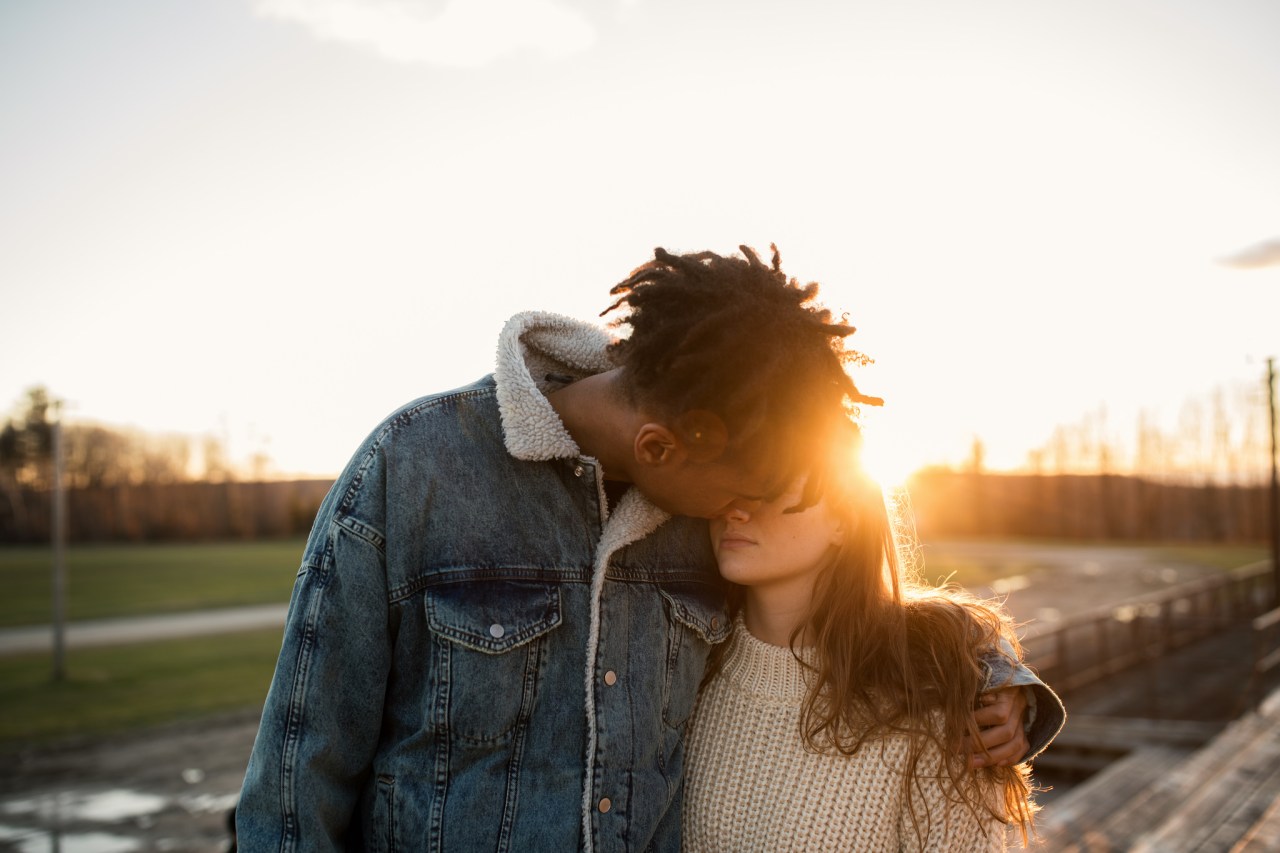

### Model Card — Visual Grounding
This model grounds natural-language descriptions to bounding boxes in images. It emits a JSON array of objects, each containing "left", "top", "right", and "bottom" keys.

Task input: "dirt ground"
[
  {"left": 0, "top": 541, "right": 1256, "bottom": 852},
  {"left": 0, "top": 710, "right": 258, "bottom": 853}
]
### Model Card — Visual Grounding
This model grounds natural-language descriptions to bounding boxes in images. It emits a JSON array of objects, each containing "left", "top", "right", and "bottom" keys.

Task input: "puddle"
[
  {"left": 178, "top": 792, "right": 238, "bottom": 815},
  {"left": 0, "top": 791, "right": 164, "bottom": 853},
  {"left": 0, "top": 786, "right": 237, "bottom": 850},
  {"left": 0, "top": 824, "right": 33, "bottom": 841},
  {"left": 3, "top": 790, "right": 167, "bottom": 824},
  {"left": 70, "top": 791, "right": 167, "bottom": 823},
  {"left": 0, "top": 825, "right": 139, "bottom": 853}
]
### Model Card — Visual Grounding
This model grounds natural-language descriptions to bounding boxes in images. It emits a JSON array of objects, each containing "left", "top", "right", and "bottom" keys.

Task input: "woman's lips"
[{"left": 718, "top": 534, "right": 756, "bottom": 549}]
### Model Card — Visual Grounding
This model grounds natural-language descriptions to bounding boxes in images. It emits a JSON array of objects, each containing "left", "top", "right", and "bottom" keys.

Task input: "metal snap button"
[
  {"left": 604, "top": 670, "right": 617, "bottom": 686},
  {"left": 710, "top": 617, "right": 720, "bottom": 630},
  {"left": 489, "top": 623, "right": 505, "bottom": 639},
  {"left": 598, "top": 797, "right": 612, "bottom": 813},
  {"left": 573, "top": 465, "right": 585, "bottom": 477}
]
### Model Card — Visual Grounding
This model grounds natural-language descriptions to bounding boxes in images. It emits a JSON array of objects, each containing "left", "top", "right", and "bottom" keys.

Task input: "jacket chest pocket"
[
  {"left": 425, "top": 581, "right": 562, "bottom": 744},
  {"left": 660, "top": 585, "right": 731, "bottom": 730}
]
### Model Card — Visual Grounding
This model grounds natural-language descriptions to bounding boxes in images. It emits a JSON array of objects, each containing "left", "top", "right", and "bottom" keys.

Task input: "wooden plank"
[
  {"left": 1230, "top": 796, "right": 1280, "bottom": 852},
  {"left": 1196, "top": 766, "right": 1280, "bottom": 852},
  {"left": 1257, "top": 647, "right": 1280, "bottom": 675},
  {"left": 1036, "top": 745, "right": 1189, "bottom": 850},
  {"left": 1253, "top": 606, "right": 1280, "bottom": 632},
  {"left": 1032, "top": 688, "right": 1280, "bottom": 850},
  {"left": 1034, "top": 749, "right": 1122, "bottom": 774},
  {"left": 1131, "top": 733, "right": 1280, "bottom": 851},
  {"left": 1078, "top": 712, "right": 1278, "bottom": 851},
  {"left": 1050, "top": 715, "right": 1224, "bottom": 751}
]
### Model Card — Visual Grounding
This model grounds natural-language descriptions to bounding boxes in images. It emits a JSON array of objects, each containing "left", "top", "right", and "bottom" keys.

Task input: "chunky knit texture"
[{"left": 683, "top": 618, "right": 1007, "bottom": 852}]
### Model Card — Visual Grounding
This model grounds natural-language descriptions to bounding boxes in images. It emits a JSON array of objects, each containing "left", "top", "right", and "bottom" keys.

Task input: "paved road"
[
  {"left": 926, "top": 540, "right": 1230, "bottom": 632},
  {"left": 0, "top": 604, "right": 289, "bottom": 657}
]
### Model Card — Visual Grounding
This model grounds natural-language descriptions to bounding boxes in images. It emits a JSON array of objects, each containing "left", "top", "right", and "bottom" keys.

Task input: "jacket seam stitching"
[
  {"left": 277, "top": 540, "right": 330, "bottom": 853},
  {"left": 389, "top": 570, "right": 591, "bottom": 603}
]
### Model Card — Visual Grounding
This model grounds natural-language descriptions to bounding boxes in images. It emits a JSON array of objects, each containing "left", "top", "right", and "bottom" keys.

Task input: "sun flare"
[{"left": 859, "top": 425, "right": 927, "bottom": 490}]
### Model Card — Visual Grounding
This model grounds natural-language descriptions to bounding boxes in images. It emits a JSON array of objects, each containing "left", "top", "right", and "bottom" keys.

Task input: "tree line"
[
  {"left": 906, "top": 468, "right": 1271, "bottom": 543},
  {"left": 2, "top": 479, "right": 332, "bottom": 543},
  {"left": 1, "top": 386, "right": 292, "bottom": 543},
  {"left": 2, "top": 385, "right": 1273, "bottom": 545},
  {"left": 3, "top": 468, "right": 1268, "bottom": 545},
  {"left": 1022, "top": 379, "right": 1273, "bottom": 485},
  {"left": 1, "top": 387, "right": 239, "bottom": 492}
]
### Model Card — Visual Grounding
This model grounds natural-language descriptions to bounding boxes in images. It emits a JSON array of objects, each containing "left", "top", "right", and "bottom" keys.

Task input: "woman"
[{"left": 682, "top": 428, "right": 1039, "bottom": 851}]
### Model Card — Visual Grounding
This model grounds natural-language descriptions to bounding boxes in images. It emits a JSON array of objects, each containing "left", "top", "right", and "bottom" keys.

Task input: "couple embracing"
[{"left": 237, "top": 245, "right": 1064, "bottom": 851}]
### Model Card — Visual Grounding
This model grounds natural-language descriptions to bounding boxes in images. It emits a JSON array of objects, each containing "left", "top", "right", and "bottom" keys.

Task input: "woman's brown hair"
[{"left": 709, "top": 425, "right": 1037, "bottom": 845}]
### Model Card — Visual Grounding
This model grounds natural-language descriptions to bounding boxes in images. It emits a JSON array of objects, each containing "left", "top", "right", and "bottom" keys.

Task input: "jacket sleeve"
[
  {"left": 981, "top": 640, "right": 1066, "bottom": 762},
  {"left": 237, "top": 470, "right": 393, "bottom": 852}
]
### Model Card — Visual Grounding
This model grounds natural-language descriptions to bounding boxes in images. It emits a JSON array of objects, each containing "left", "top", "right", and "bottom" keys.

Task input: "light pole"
[
  {"left": 51, "top": 399, "right": 67, "bottom": 681},
  {"left": 1221, "top": 239, "right": 1280, "bottom": 606},
  {"left": 1268, "top": 358, "right": 1279, "bottom": 607}
]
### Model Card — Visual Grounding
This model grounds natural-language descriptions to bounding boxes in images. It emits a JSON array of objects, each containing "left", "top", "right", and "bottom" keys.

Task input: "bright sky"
[{"left": 3, "top": 0, "right": 1279, "bottom": 482}]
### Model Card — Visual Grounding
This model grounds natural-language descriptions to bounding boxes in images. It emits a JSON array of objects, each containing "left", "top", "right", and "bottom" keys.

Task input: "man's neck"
[{"left": 546, "top": 369, "right": 638, "bottom": 482}]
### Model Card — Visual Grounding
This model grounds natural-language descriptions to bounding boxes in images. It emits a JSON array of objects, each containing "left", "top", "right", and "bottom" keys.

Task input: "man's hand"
[{"left": 966, "top": 686, "right": 1029, "bottom": 768}]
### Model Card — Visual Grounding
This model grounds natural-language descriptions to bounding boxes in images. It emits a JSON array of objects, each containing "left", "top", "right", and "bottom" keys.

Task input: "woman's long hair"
[{"left": 710, "top": 427, "right": 1037, "bottom": 844}]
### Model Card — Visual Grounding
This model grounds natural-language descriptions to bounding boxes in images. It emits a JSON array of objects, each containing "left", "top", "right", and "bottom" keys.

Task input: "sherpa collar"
[
  {"left": 493, "top": 310, "right": 616, "bottom": 462},
  {"left": 492, "top": 309, "right": 673, "bottom": 540}
]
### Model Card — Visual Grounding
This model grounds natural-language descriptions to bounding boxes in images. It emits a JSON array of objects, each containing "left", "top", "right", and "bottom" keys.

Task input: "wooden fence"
[{"left": 1023, "top": 560, "right": 1277, "bottom": 694}]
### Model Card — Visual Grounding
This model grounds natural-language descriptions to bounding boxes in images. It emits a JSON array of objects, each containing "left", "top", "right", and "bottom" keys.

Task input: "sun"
[{"left": 859, "top": 423, "right": 927, "bottom": 489}]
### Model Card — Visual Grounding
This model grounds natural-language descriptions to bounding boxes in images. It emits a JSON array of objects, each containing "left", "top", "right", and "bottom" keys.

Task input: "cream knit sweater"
[{"left": 682, "top": 619, "right": 1007, "bottom": 852}]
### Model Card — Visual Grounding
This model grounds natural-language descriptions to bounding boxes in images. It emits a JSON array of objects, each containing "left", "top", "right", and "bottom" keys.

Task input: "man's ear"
[{"left": 634, "top": 423, "right": 683, "bottom": 468}]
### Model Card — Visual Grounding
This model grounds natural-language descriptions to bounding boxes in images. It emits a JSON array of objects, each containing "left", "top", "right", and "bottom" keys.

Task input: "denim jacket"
[{"left": 237, "top": 311, "right": 1064, "bottom": 853}]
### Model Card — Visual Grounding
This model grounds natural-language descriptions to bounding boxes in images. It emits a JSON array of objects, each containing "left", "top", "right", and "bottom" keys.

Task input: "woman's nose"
[{"left": 722, "top": 501, "right": 756, "bottom": 522}]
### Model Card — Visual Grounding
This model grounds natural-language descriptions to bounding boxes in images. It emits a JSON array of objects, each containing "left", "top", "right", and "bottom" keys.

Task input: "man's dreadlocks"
[{"left": 602, "top": 244, "right": 882, "bottom": 507}]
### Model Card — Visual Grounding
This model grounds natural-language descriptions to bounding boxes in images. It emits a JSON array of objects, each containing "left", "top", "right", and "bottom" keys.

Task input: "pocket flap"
[
  {"left": 660, "top": 584, "right": 731, "bottom": 644},
  {"left": 425, "top": 581, "right": 562, "bottom": 653}
]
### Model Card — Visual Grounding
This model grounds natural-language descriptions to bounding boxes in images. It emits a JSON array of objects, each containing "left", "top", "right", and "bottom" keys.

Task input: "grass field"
[
  {"left": 0, "top": 537, "right": 1269, "bottom": 748},
  {"left": 0, "top": 539, "right": 305, "bottom": 628},
  {"left": 0, "top": 628, "right": 281, "bottom": 746}
]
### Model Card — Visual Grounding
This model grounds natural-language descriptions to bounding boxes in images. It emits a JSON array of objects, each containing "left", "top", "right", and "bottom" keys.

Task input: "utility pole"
[
  {"left": 51, "top": 400, "right": 67, "bottom": 681},
  {"left": 1268, "top": 358, "right": 1279, "bottom": 608}
]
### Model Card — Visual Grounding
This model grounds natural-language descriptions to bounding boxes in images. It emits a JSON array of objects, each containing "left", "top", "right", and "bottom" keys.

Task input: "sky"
[{"left": 2, "top": 0, "right": 1279, "bottom": 483}]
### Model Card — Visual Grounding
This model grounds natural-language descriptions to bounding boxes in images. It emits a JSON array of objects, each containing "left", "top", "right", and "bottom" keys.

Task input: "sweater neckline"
[{"left": 719, "top": 616, "right": 815, "bottom": 701}]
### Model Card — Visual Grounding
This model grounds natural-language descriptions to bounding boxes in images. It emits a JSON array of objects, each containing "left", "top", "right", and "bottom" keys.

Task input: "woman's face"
[{"left": 709, "top": 479, "right": 844, "bottom": 590}]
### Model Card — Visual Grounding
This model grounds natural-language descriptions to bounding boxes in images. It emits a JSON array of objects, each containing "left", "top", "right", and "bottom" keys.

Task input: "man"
[{"left": 237, "top": 246, "right": 1061, "bottom": 851}]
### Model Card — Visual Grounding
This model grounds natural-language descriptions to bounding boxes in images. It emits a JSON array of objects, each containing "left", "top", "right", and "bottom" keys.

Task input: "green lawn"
[
  {"left": 0, "top": 628, "right": 281, "bottom": 746},
  {"left": 0, "top": 539, "right": 305, "bottom": 628}
]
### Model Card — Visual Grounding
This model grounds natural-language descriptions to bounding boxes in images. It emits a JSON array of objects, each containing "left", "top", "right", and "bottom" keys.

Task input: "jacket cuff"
[{"left": 982, "top": 639, "right": 1067, "bottom": 762}]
